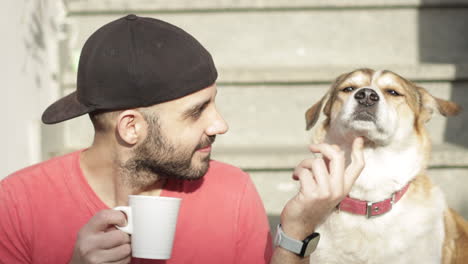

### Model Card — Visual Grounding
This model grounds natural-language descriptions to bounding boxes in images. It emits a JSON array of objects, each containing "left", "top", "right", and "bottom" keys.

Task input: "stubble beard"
[{"left": 119, "top": 113, "right": 214, "bottom": 189}]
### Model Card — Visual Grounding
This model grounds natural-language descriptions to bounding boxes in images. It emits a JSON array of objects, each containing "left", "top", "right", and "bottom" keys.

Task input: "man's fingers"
[
  {"left": 292, "top": 158, "right": 315, "bottom": 180},
  {"left": 309, "top": 143, "right": 345, "bottom": 178},
  {"left": 293, "top": 163, "right": 317, "bottom": 194},
  {"left": 86, "top": 210, "right": 128, "bottom": 233},
  {"left": 95, "top": 229, "right": 131, "bottom": 249},
  {"left": 309, "top": 143, "right": 345, "bottom": 190},
  {"left": 91, "top": 243, "right": 132, "bottom": 263},
  {"left": 309, "top": 157, "right": 331, "bottom": 194},
  {"left": 344, "top": 137, "right": 365, "bottom": 189},
  {"left": 108, "top": 257, "right": 132, "bottom": 264},
  {"left": 293, "top": 157, "right": 332, "bottom": 196}
]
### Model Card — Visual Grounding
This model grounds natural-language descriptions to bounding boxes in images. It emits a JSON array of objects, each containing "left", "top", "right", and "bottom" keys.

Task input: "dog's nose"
[{"left": 354, "top": 88, "right": 380, "bottom": 107}]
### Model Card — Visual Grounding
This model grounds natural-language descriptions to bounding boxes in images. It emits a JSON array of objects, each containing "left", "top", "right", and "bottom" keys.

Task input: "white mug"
[{"left": 114, "top": 195, "right": 182, "bottom": 259}]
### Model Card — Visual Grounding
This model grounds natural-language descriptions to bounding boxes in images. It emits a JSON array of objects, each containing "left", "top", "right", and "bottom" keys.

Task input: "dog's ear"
[
  {"left": 305, "top": 93, "right": 329, "bottom": 130},
  {"left": 305, "top": 72, "right": 350, "bottom": 130},
  {"left": 417, "top": 86, "right": 462, "bottom": 123}
]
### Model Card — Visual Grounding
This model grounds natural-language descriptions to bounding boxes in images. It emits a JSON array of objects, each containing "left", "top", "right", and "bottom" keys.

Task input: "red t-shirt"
[{"left": 0, "top": 151, "right": 273, "bottom": 264}]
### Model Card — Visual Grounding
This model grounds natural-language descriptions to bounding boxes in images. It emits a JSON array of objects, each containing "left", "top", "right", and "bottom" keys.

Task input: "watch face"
[
  {"left": 303, "top": 233, "right": 320, "bottom": 257},
  {"left": 276, "top": 224, "right": 320, "bottom": 257}
]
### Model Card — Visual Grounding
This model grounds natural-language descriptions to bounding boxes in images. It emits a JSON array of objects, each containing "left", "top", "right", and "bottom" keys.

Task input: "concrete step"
[
  {"left": 62, "top": 63, "right": 468, "bottom": 87},
  {"left": 66, "top": 0, "right": 468, "bottom": 12},
  {"left": 216, "top": 64, "right": 468, "bottom": 84},
  {"left": 212, "top": 143, "right": 468, "bottom": 170},
  {"left": 61, "top": 5, "right": 468, "bottom": 72}
]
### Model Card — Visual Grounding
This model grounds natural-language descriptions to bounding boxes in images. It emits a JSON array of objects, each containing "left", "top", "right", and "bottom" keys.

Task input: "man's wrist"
[
  {"left": 274, "top": 224, "right": 320, "bottom": 258},
  {"left": 279, "top": 222, "right": 316, "bottom": 241}
]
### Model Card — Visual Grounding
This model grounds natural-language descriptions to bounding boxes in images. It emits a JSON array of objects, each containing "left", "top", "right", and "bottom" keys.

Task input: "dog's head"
[{"left": 305, "top": 68, "right": 461, "bottom": 147}]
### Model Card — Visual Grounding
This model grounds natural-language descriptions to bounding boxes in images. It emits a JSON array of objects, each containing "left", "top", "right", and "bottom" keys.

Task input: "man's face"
[{"left": 123, "top": 84, "right": 228, "bottom": 185}]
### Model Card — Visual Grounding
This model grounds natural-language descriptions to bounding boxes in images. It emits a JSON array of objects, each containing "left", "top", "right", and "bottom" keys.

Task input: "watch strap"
[
  {"left": 275, "top": 224, "right": 320, "bottom": 257},
  {"left": 275, "top": 224, "right": 303, "bottom": 254}
]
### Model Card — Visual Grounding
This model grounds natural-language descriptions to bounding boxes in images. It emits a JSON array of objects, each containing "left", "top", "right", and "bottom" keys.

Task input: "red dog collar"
[{"left": 337, "top": 184, "right": 410, "bottom": 218}]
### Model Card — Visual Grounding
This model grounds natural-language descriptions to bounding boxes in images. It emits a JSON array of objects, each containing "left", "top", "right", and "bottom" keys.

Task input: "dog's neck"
[{"left": 325, "top": 133, "right": 425, "bottom": 202}]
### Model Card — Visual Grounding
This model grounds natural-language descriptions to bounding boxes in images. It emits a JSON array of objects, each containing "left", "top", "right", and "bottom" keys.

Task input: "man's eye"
[
  {"left": 191, "top": 109, "right": 203, "bottom": 118},
  {"left": 342, "top": 87, "right": 355, "bottom": 93},
  {"left": 190, "top": 105, "right": 208, "bottom": 119}
]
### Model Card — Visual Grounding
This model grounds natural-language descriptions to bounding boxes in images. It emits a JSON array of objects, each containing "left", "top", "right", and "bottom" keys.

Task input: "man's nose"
[
  {"left": 206, "top": 110, "right": 229, "bottom": 136},
  {"left": 354, "top": 88, "right": 380, "bottom": 107}
]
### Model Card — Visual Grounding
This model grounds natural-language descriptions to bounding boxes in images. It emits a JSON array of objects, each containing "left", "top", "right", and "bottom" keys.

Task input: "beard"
[{"left": 119, "top": 113, "right": 215, "bottom": 189}]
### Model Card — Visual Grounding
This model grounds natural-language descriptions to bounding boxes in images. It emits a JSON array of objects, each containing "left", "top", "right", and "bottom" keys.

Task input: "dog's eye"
[
  {"left": 342, "top": 87, "right": 355, "bottom": 93},
  {"left": 386, "top": 89, "right": 402, "bottom": 96}
]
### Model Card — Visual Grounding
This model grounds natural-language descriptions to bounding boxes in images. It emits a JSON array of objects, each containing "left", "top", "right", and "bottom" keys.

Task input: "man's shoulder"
[
  {"left": 208, "top": 160, "right": 248, "bottom": 177},
  {"left": 204, "top": 160, "right": 252, "bottom": 187},
  {"left": 2, "top": 151, "right": 81, "bottom": 186}
]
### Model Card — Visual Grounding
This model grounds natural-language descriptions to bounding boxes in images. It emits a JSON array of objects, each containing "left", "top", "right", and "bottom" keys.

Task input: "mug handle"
[{"left": 113, "top": 206, "right": 133, "bottom": 234}]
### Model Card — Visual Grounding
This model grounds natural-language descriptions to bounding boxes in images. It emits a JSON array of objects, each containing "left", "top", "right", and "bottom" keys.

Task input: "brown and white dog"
[{"left": 305, "top": 68, "right": 468, "bottom": 263}]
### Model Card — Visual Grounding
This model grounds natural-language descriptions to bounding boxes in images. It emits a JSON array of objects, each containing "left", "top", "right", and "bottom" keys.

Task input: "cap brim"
[{"left": 42, "top": 92, "right": 94, "bottom": 124}]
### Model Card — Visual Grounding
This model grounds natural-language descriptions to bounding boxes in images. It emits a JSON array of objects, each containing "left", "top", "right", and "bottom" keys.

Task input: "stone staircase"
[{"left": 45, "top": 0, "right": 468, "bottom": 229}]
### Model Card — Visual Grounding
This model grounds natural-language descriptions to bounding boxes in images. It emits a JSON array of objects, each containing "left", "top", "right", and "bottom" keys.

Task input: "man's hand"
[
  {"left": 69, "top": 210, "right": 132, "bottom": 264},
  {"left": 280, "top": 137, "right": 365, "bottom": 240}
]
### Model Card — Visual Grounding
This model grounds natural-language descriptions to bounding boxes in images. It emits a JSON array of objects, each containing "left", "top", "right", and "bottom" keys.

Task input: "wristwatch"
[{"left": 274, "top": 224, "right": 320, "bottom": 257}]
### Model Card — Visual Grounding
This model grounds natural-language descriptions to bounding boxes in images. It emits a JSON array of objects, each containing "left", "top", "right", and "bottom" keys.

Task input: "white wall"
[{"left": 1, "top": 0, "right": 65, "bottom": 178}]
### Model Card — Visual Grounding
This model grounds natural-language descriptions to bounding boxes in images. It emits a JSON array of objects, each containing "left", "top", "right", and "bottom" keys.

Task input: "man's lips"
[
  {"left": 197, "top": 145, "right": 212, "bottom": 152},
  {"left": 197, "top": 136, "right": 215, "bottom": 153}
]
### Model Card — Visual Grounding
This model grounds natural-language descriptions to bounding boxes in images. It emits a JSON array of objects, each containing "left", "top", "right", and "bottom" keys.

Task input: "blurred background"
[{"left": 2, "top": 0, "right": 468, "bottom": 230}]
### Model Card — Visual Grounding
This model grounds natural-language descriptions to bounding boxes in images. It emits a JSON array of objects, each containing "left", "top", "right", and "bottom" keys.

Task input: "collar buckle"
[
  {"left": 366, "top": 202, "right": 374, "bottom": 218},
  {"left": 391, "top": 192, "right": 397, "bottom": 205},
  {"left": 366, "top": 200, "right": 393, "bottom": 219}
]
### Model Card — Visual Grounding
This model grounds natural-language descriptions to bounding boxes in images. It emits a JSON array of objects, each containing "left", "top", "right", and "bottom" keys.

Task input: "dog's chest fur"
[
  {"left": 310, "top": 145, "right": 447, "bottom": 264},
  {"left": 311, "top": 193, "right": 446, "bottom": 264}
]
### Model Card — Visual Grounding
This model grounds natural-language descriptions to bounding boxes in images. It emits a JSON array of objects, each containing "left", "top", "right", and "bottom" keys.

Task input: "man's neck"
[{"left": 80, "top": 144, "right": 166, "bottom": 208}]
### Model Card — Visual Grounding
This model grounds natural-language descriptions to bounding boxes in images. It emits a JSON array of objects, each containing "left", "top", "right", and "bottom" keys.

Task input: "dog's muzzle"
[
  {"left": 355, "top": 88, "right": 380, "bottom": 107},
  {"left": 352, "top": 88, "right": 379, "bottom": 121}
]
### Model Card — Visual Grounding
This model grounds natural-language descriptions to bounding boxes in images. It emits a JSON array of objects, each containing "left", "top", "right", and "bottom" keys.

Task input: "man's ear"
[
  {"left": 305, "top": 93, "right": 330, "bottom": 130},
  {"left": 116, "top": 110, "right": 146, "bottom": 145},
  {"left": 416, "top": 86, "right": 462, "bottom": 123}
]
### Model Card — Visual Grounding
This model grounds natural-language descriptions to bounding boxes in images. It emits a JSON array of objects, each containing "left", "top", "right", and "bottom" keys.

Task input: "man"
[{"left": 0, "top": 15, "right": 364, "bottom": 264}]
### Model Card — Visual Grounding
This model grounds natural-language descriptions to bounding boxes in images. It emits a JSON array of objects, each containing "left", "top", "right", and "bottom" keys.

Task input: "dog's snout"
[{"left": 355, "top": 88, "right": 380, "bottom": 107}]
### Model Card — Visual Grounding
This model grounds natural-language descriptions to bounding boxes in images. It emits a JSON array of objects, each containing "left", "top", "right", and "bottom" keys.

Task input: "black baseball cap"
[{"left": 42, "top": 14, "right": 217, "bottom": 124}]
